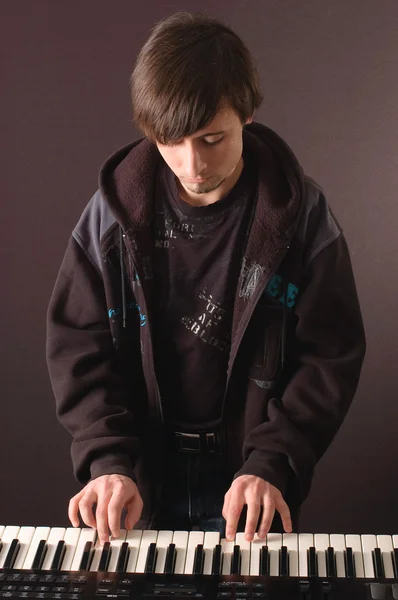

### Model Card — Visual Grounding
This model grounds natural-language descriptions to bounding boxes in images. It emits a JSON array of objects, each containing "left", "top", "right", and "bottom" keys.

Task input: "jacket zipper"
[
  {"left": 221, "top": 242, "right": 292, "bottom": 423},
  {"left": 124, "top": 239, "right": 164, "bottom": 528}
]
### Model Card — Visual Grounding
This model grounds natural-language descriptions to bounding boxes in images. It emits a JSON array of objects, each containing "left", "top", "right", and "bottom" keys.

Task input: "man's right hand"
[{"left": 68, "top": 474, "right": 143, "bottom": 545}]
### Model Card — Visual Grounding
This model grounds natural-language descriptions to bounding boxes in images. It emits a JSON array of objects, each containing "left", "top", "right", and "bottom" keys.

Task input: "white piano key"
[
  {"left": 135, "top": 530, "right": 158, "bottom": 573},
  {"left": 330, "top": 534, "right": 346, "bottom": 577},
  {"left": 298, "top": 533, "right": 314, "bottom": 577},
  {"left": 154, "top": 530, "right": 173, "bottom": 574},
  {"left": 125, "top": 530, "right": 143, "bottom": 573},
  {"left": 60, "top": 528, "right": 83, "bottom": 570},
  {"left": 283, "top": 533, "right": 299, "bottom": 576},
  {"left": 173, "top": 531, "right": 189, "bottom": 575},
  {"left": 249, "top": 536, "right": 263, "bottom": 576},
  {"left": 22, "top": 526, "right": 51, "bottom": 569},
  {"left": 70, "top": 528, "right": 97, "bottom": 571},
  {"left": 235, "top": 532, "right": 251, "bottom": 575},
  {"left": 203, "top": 532, "right": 220, "bottom": 575},
  {"left": 12, "top": 527, "right": 36, "bottom": 570},
  {"left": 221, "top": 539, "right": 234, "bottom": 574},
  {"left": 314, "top": 534, "right": 329, "bottom": 577},
  {"left": 267, "top": 533, "right": 282, "bottom": 576},
  {"left": 0, "top": 526, "right": 5, "bottom": 539},
  {"left": 184, "top": 531, "right": 204, "bottom": 574},
  {"left": 0, "top": 526, "right": 20, "bottom": 568},
  {"left": 377, "top": 535, "right": 395, "bottom": 579},
  {"left": 41, "top": 527, "right": 66, "bottom": 570},
  {"left": 345, "top": 534, "right": 365, "bottom": 578},
  {"left": 107, "top": 531, "right": 127, "bottom": 572},
  {"left": 361, "top": 534, "right": 376, "bottom": 578},
  {"left": 393, "top": 535, "right": 398, "bottom": 549}
]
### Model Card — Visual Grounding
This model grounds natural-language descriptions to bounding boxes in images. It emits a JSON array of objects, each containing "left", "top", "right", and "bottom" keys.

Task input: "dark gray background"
[{"left": 1, "top": 1, "right": 397, "bottom": 533}]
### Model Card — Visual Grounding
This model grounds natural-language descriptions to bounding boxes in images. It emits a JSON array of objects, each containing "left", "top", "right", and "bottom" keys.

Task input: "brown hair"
[{"left": 130, "top": 12, "right": 263, "bottom": 144}]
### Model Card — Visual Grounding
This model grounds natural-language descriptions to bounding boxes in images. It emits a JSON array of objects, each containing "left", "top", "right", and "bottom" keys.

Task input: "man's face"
[{"left": 155, "top": 107, "right": 252, "bottom": 204}]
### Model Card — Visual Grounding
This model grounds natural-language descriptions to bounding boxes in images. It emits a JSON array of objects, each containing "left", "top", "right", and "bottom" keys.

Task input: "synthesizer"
[{"left": 1, "top": 526, "right": 398, "bottom": 599}]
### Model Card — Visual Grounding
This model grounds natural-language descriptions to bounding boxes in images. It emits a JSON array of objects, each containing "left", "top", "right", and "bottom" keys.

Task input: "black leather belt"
[{"left": 171, "top": 431, "right": 221, "bottom": 454}]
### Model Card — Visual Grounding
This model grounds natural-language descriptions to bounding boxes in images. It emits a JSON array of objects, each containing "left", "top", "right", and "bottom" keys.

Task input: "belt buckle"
[
  {"left": 173, "top": 431, "right": 218, "bottom": 453},
  {"left": 174, "top": 432, "right": 201, "bottom": 453}
]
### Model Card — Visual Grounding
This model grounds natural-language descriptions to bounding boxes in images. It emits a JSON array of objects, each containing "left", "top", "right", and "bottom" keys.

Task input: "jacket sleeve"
[
  {"left": 234, "top": 230, "right": 366, "bottom": 502},
  {"left": 46, "top": 234, "right": 141, "bottom": 484}
]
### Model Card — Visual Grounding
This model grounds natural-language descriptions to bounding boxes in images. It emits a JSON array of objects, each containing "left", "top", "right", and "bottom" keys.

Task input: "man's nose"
[{"left": 183, "top": 145, "right": 206, "bottom": 177}]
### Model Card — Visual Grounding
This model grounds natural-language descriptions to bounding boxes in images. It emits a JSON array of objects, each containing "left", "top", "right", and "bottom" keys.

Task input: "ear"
[{"left": 245, "top": 114, "right": 254, "bottom": 125}]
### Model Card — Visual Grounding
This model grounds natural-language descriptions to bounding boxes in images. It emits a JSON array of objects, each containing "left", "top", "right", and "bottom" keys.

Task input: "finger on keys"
[
  {"left": 275, "top": 494, "right": 292, "bottom": 533},
  {"left": 68, "top": 491, "right": 84, "bottom": 527},
  {"left": 244, "top": 498, "right": 261, "bottom": 542},
  {"left": 221, "top": 492, "right": 230, "bottom": 521},
  {"left": 96, "top": 501, "right": 111, "bottom": 546},
  {"left": 78, "top": 491, "right": 99, "bottom": 530},
  {"left": 225, "top": 498, "right": 244, "bottom": 541},
  {"left": 108, "top": 493, "right": 123, "bottom": 540},
  {"left": 258, "top": 500, "right": 275, "bottom": 539},
  {"left": 125, "top": 495, "right": 143, "bottom": 531}
]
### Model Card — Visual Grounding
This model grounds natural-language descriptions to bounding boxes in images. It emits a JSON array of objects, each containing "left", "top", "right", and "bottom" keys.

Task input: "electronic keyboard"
[{"left": 1, "top": 526, "right": 397, "bottom": 599}]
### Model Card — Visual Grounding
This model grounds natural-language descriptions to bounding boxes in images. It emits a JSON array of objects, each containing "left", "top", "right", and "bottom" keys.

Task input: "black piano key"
[
  {"left": 164, "top": 543, "right": 176, "bottom": 575},
  {"left": 31, "top": 540, "right": 47, "bottom": 570},
  {"left": 307, "top": 546, "right": 318, "bottom": 577},
  {"left": 326, "top": 547, "right": 337, "bottom": 577},
  {"left": 3, "top": 540, "right": 20, "bottom": 569},
  {"left": 279, "top": 545, "right": 289, "bottom": 576},
  {"left": 373, "top": 548, "right": 385, "bottom": 579},
  {"left": 345, "top": 547, "right": 356, "bottom": 578},
  {"left": 79, "top": 541, "right": 94, "bottom": 571},
  {"left": 230, "top": 545, "right": 241, "bottom": 575},
  {"left": 211, "top": 544, "right": 222, "bottom": 575},
  {"left": 98, "top": 541, "right": 112, "bottom": 572},
  {"left": 393, "top": 549, "right": 398, "bottom": 578},
  {"left": 144, "top": 542, "right": 157, "bottom": 574},
  {"left": 116, "top": 542, "right": 130, "bottom": 573},
  {"left": 259, "top": 546, "right": 270, "bottom": 576},
  {"left": 50, "top": 540, "right": 66, "bottom": 571},
  {"left": 193, "top": 544, "right": 204, "bottom": 575}
]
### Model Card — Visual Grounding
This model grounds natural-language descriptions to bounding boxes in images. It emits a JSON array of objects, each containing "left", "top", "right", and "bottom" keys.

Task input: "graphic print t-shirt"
[{"left": 152, "top": 145, "right": 258, "bottom": 429}]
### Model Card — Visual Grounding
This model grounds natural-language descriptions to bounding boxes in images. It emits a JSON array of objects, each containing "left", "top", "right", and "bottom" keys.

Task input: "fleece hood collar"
[{"left": 98, "top": 121, "right": 305, "bottom": 238}]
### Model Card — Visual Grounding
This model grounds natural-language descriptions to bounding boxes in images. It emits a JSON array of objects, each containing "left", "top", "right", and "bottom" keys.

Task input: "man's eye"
[{"left": 203, "top": 137, "right": 223, "bottom": 146}]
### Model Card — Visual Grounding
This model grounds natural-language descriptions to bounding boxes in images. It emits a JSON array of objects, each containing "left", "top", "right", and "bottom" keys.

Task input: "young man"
[{"left": 47, "top": 12, "right": 366, "bottom": 545}]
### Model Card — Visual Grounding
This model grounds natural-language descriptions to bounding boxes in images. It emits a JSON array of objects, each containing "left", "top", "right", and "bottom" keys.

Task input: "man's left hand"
[{"left": 222, "top": 475, "right": 292, "bottom": 542}]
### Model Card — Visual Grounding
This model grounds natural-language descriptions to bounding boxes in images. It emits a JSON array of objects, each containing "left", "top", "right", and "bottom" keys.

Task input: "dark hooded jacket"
[{"left": 46, "top": 122, "right": 366, "bottom": 529}]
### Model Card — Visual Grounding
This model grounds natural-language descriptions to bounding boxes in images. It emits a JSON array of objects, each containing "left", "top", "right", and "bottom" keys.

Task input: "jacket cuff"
[
  {"left": 89, "top": 454, "right": 137, "bottom": 483},
  {"left": 233, "top": 451, "right": 292, "bottom": 497}
]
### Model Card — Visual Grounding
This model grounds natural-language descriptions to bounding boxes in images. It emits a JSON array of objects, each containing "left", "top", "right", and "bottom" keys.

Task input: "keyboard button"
[{"left": 369, "top": 583, "right": 387, "bottom": 600}]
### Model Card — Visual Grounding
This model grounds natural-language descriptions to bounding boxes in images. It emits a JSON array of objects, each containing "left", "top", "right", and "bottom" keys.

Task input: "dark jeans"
[
  {"left": 153, "top": 451, "right": 227, "bottom": 536},
  {"left": 152, "top": 450, "right": 291, "bottom": 535}
]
